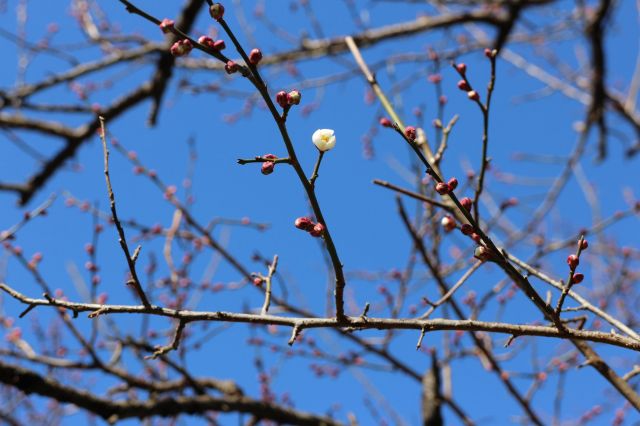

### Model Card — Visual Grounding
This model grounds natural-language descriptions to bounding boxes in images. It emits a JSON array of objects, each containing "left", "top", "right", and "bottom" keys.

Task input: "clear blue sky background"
[{"left": 1, "top": 1, "right": 639, "bottom": 424}]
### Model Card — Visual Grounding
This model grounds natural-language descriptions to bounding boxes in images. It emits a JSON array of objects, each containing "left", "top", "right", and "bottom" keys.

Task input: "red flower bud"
[
  {"left": 379, "top": 117, "right": 392, "bottom": 128},
  {"left": 275, "top": 91, "right": 288, "bottom": 108},
  {"left": 249, "top": 48, "right": 263, "bottom": 65},
  {"left": 460, "top": 197, "right": 472, "bottom": 211},
  {"left": 484, "top": 48, "right": 497, "bottom": 59},
  {"left": 471, "top": 233, "right": 482, "bottom": 244},
  {"left": 263, "top": 153, "right": 277, "bottom": 160},
  {"left": 310, "top": 223, "right": 325, "bottom": 237},
  {"left": 253, "top": 277, "right": 264, "bottom": 286},
  {"left": 455, "top": 63, "right": 467, "bottom": 75},
  {"left": 435, "top": 182, "right": 449, "bottom": 195},
  {"left": 159, "top": 18, "right": 175, "bottom": 34},
  {"left": 261, "top": 161, "right": 275, "bottom": 175},
  {"left": 460, "top": 224, "right": 473, "bottom": 235},
  {"left": 580, "top": 240, "right": 589, "bottom": 250},
  {"left": 404, "top": 126, "right": 417, "bottom": 141},
  {"left": 209, "top": 3, "right": 225, "bottom": 20},
  {"left": 213, "top": 39, "right": 226, "bottom": 50},
  {"left": 567, "top": 254, "right": 579, "bottom": 270},
  {"left": 170, "top": 39, "right": 193, "bottom": 57},
  {"left": 457, "top": 80, "right": 471, "bottom": 91},
  {"left": 224, "top": 60, "right": 238, "bottom": 74},
  {"left": 571, "top": 273, "right": 584, "bottom": 284},
  {"left": 294, "top": 217, "right": 314, "bottom": 231},
  {"left": 467, "top": 90, "right": 480, "bottom": 101},
  {"left": 447, "top": 177, "right": 458, "bottom": 191}
]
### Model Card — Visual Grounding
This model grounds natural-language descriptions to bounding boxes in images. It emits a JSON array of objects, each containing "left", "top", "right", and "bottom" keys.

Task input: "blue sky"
[{"left": 1, "top": 1, "right": 639, "bottom": 424}]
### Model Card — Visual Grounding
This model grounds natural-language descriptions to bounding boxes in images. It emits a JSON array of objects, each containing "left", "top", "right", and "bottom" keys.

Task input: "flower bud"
[
  {"left": 209, "top": 3, "right": 225, "bottom": 20},
  {"left": 441, "top": 215, "right": 456, "bottom": 232},
  {"left": 455, "top": 63, "right": 467, "bottom": 75},
  {"left": 159, "top": 18, "right": 175, "bottom": 34},
  {"left": 447, "top": 177, "right": 458, "bottom": 191},
  {"left": 198, "top": 35, "right": 215, "bottom": 48},
  {"left": 471, "top": 233, "right": 481, "bottom": 244},
  {"left": 474, "top": 246, "right": 491, "bottom": 261},
  {"left": 224, "top": 60, "right": 238, "bottom": 74},
  {"left": 484, "top": 48, "right": 497, "bottom": 59},
  {"left": 294, "top": 217, "right": 314, "bottom": 231},
  {"left": 170, "top": 39, "right": 193, "bottom": 57},
  {"left": 457, "top": 80, "right": 470, "bottom": 91},
  {"left": 435, "top": 182, "right": 449, "bottom": 195},
  {"left": 249, "top": 48, "right": 263, "bottom": 65},
  {"left": 571, "top": 273, "right": 584, "bottom": 284},
  {"left": 275, "top": 91, "right": 288, "bottom": 108},
  {"left": 580, "top": 240, "right": 589, "bottom": 250},
  {"left": 404, "top": 126, "right": 417, "bottom": 141},
  {"left": 253, "top": 277, "right": 264, "bottom": 286},
  {"left": 460, "top": 224, "right": 473, "bottom": 235},
  {"left": 427, "top": 74, "right": 442, "bottom": 84},
  {"left": 213, "top": 39, "right": 226, "bottom": 50},
  {"left": 467, "top": 90, "right": 480, "bottom": 101},
  {"left": 566, "top": 254, "right": 579, "bottom": 270},
  {"left": 379, "top": 117, "right": 392, "bottom": 128},
  {"left": 287, "top": 90, "right": 301, "bottom": 105},
  {"left": 310, "top": 223, "right": 325, "bottom": 237},
  {"left": 460, "top": 197, "right": 472, "bottom": 211},
  {"left": 261, "top": 161, "right": 275, "bottom": 175}
]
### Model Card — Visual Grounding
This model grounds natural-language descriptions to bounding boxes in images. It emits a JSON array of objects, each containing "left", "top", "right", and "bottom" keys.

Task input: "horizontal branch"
[{"left": 2, "top": 283, "right": 639, "bottom": 352}]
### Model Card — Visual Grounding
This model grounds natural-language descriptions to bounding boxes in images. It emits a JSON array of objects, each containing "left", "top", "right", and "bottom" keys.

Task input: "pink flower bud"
[
  {"left": 441, "top": 215, "right": 456, "bottom": 232},
  {"left": 580, "top": 240, "right": 589, "bottom": 250},
  {"left": 294, "top": 217, "right": 314, "bottom": 231},
  {"left": 439, "top": 95, "right": 447, "bottom": 105},
  {"left": 567, "top": 254, "right": 579, "bottom": 270},
  {"left": 471, "top": 233, "right": 481, "bottom": 244},
  {"left": 224, "top": 60, "right": 238, "bottom": 74},
  {"left": 435, "top": 182, "right": 449, "bottom": 195},
  {"left": 484, "top": 48, "right": 497, "bottom": 59},
  {"left": 276, "top": 91, "right": 288, "bottom": 108},
  {"left": 310, "top": 223, "right": 325, "bottom": 237},
  {"left": 460, "top": 197, "right": 472, "bottom": 211},
  {"left": 263, "top": 153, "right": 277, "bottom": 160},
  {"left": 198, "top": 35, "right": 215, "bottom": 48},
  {"left": 261, "top": 161, "right": 275, "bottom": 175},
  {"left": 460, "top": 224, "right": 473, "bottom": 235},
  {"left": 571, "top": 273, "right": 584, "bottom": 284},
  {"left": 249, "top": 48, "right": 263, "bottom": 65},
  {"left": 253, "top": 277, "right": 264, "bottom": 286},
  {"left": 455, "top": 63, "right": 467, "bottom": 75},
  {"left": 457, "top": 80, "right": 470, "bottom": 91},
  {"left": 159, "top": 18, "right": 174, "bottom": 34},
  {"left": 404, "top": 126, "right": 417, "bottom": 141},
  {"left": 287, "top": 90, "right": 301, "bottom": 105},
  {"left": 467, "top": 90, "right": 480, "bottom": 101},
  {"left": 209, "top": 3, "right": 225, "bottom": 20},
  {"left": 379, "top": 117, "right": 392, "bottom": 128},
  {"left": 213, "top": 39, "right": 226, "bottom": 50},
  {"left": 447, "top": 177, "right": 458, "bottom": 191},
  {"left": 170, "top": 39, "right": 193, "bottom": 57}
]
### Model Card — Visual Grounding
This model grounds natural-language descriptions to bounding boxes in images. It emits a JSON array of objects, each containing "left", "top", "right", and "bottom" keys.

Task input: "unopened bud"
[
  {"left": 287, "top": 90, "right": 301, "bottom": 105},
  {"left": 457, "top": 80, "right": 471, "bottom": 91},
  {"left": 224, "top": 60, "right": 238, "bottom": 74},
  {"left": 310, "top": 223, "right": 325, "bottom": 237},
  {"left": 467, "top": 90, "right": 480, "bottom": 101},
  {"left": 276, "top": 91, "right": 288, "bottom": 108},
  {"left": 441, "top": 215, "right": 456, "bottom": 232},
  {"left": 261, "top": 161, "right": 275, "bottom": 175},
  {"left": 435, "top": 182, "right": 449, "bottom": 195},
  {"left": 379, "top": 117, "right": 392, "bottom": 128},
  {"left": 294, "top": 217, "right": 314, "bottom": 231},
  {"left": 249, "top": 48, "right": 263, "bottom": 65},
  {"left": 455, "top": 63, "right": 467, "bottom": 75},
  {"left": 404, "top": 126, "right": 417, "bottom": 141},
  {"left": 209, "top": 3, "right": 225, "bottom": 20},
  {"left": 484, "top": 48, "right": 497, "bottom": 59},
  {"left": 567, "top": 254, "right": 579, "bottom": 270},
  {"left": 460, "top": 197, "right": 472, "bottom": 211},
  {"left": 159, "top": 18, "right": 174, "bottom": 34},
  {"left": 213, "top": 39, "right": 226, "bottom": 50},
  {"left": 447, "top": 177, "right": 458, "bottom": 191},
  {"left": 571, "top": 273, "right": 584, "bottom": 284},
  {"left": 460, "top": 224, "right": 473, "bottom": 235}
]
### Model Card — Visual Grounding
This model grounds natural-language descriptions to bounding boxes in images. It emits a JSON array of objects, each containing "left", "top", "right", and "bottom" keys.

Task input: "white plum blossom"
[{"left": 312, "top": 129, "right": 336, "bottom": 152}]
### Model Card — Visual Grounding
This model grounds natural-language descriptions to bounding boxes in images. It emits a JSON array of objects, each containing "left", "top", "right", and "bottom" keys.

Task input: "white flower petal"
[{"left": 312, "top": 128, "right": 336, "bottom": 152}]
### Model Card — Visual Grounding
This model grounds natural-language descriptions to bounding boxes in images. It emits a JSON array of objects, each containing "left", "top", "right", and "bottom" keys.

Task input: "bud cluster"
[
  {"left": 170, "top": 39, "right": 193, "bottom": 57},
  {"left": 275, "top": 90, "right": 302, "bottom": 109},
  {"left": 295, "top": 217, "right": 325, "bottom": 237}
]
